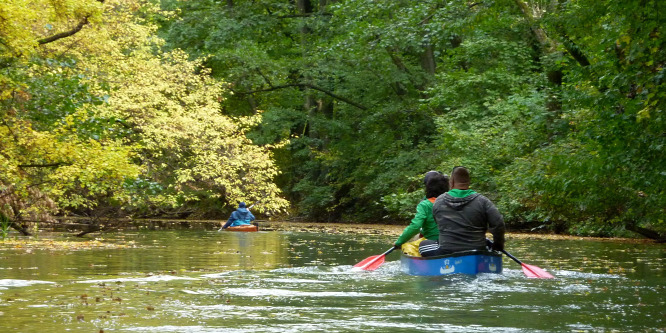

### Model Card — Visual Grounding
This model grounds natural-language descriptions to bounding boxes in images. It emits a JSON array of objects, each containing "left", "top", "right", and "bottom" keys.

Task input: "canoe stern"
[{"left": 401, "top": 251, "right": 502, "bottom": 276}]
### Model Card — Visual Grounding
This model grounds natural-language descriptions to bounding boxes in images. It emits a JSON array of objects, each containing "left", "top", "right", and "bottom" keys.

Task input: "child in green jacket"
[{"left": 394, "top": 172, "right": 449, "bottom": 255}]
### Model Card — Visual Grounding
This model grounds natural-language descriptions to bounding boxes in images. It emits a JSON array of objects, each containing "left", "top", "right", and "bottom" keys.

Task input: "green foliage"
[
  {"left": 0, "top": 213, "right": 10, "bottom": 239},
  {"left": 3, "top": 0, "right": 663, "bottom": 238},
  {"left": 0, "top": 0, "right": 289, "bottom": 226},
  {"left": 496, "top": 0, "right": 666, "bottom": 234},
  {"left": 157, "top": 0, "right": 665, "bottom": 238}
]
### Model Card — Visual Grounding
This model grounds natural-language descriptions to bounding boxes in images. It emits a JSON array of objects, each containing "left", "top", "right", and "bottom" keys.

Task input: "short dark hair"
[
  {"left": 451, "top": 166, "right": 470, "bottom": 185},
  {"left": 425, "top": 174, "right": 450, "bottom": 198}
]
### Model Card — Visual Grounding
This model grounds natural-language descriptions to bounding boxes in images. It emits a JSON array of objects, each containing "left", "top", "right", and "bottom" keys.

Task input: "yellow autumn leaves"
[{"left": 0, "top": 0, "right": 289, "bottom": 223}]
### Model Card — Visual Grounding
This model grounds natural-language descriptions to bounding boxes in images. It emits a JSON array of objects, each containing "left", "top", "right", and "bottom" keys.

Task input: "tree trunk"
[
  {"left": 297, "top": 0, "right": 318, "bottom": 137},
  {"left": 75, "top": 225, "right": 102, "bottom": 237},
  {"left": 513, "top": 0, "right": 563, "bottom": 115},
  {"left": 625, "top": 224, "right": 666, "bottom": 243},
  {"left": 10, "top": 222, "right": 32, "bottom": 236},
  {"left": 420, "top": 43, "right": 436, "bottom": 75}
]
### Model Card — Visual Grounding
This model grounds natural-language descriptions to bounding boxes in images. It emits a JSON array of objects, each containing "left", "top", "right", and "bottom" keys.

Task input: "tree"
[
  {"left": 1, "top": 0, "right": 289, "bottom": 233},
  {"left": 499, "top": 0, "right": 665, "bottom": 238}
]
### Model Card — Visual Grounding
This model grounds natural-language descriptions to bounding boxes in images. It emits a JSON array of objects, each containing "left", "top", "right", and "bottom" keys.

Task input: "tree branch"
[
  {"left": 233, "top": 83, "right": 368, "bottom": 110},
  {"left": 559, "top": 31, "right": 591, "bottom": 67},
  {"left": 10, "top": 222, "right": 32, "bottom": 236},
  {"left": 277, "top": 13, "right": 332, "bottom": 19},
  {"left": 1, "top": 117, "right": 18, "bottom": 142},
  {"left": 18, "top": 162, "right": 71, "bottom": 169},
  {"left": 38, "top": 17, "right": 90, "bottom": 45},
  {"left": 626, "top": 223, "right": 666, "bottom": 243},
  {"left": 36, "top": 0, "right": 106, "bottom": 45},
  {"left": 513, "top": 0, "right": 555, "bottom": 51}
]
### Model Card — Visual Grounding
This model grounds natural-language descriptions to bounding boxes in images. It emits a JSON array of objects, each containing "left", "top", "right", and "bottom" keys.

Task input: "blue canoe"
[{"left": 400, "top": 250, "right": 503, "bottom": 276}]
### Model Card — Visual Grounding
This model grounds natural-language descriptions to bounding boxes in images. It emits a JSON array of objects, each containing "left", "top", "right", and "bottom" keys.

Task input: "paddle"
[
  {"left": 501, "top": 249, "right": 555, "bottom": 279},
  {"left": 486, "top": 239, "right": 554, "bottom": 279},
  {"left": 353, "top": 247, "right": 396, "bottom": 271}
]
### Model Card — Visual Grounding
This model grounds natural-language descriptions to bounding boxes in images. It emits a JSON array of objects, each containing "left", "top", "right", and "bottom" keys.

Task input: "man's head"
[
  {"left": 450, "top": 166, "right": 470, "bottom": 189},
  {"left": 239, "top": 202, "right": 246, "bottom": 208}
]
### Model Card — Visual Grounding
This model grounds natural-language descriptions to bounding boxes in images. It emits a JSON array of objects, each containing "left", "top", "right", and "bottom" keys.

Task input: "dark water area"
[{"left": 0, "top": 230, "right": 664, "bottom": 332}]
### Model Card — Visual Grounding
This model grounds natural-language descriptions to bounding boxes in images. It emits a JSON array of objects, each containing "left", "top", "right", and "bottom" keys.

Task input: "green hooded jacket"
[{"left": 395, "top": 198, "right": 439, "bottom": 246}]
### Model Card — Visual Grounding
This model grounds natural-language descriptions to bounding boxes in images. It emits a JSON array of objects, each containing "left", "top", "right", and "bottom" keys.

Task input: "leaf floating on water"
[
  {"left": 76, "top": 314, "right": 84, "bottom": 321},
  {"left": 146, "top": 305, "right": 155, "bottom": 311},
  {"left": 1, "top": 239, "right": 135, "bottom": 251}
]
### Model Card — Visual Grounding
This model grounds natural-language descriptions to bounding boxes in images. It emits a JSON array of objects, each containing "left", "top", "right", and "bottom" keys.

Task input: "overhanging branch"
[
  {"left": 37, "top": 0, "right": 105, "bottom": 45},
  {"left": 18, "top": 162, "right": 71, "bottom": 168},
  {"left": 38, "top": 17, "right": 90, "bottom": 45},
  {"left": 234, "top": 83, "right": 368, "bottom": 110}
]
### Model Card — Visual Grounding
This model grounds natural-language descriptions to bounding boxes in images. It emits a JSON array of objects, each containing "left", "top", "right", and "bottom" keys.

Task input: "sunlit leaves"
[{"left": 1, "top": 0, "right": 290, "bottom": 223}]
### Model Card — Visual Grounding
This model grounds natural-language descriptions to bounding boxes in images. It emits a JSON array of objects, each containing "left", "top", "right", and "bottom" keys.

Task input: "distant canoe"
[
  {"left": 225, "top": 224, "right": 258, "bottom": 232},
  {"left": 400, "top": 250, "right": 502, "bottom": 276}
]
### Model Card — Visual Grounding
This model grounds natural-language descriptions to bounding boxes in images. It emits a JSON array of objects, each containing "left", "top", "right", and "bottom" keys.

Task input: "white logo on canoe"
[{"left": 440, "top": 259, "right": 455, "bottom": 274}]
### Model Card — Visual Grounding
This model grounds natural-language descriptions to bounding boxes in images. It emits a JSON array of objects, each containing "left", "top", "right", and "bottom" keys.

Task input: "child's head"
[
  {"left": 425, "top": 173, "right": 449, "bottom": 198},
  {"left": 423, "top": 170, "right": 442, "bottom": 186}
]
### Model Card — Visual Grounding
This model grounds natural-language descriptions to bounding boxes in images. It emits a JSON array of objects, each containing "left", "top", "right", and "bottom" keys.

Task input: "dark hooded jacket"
[{"left": 432, "top": 190, "right": 505, "bottom": 252}]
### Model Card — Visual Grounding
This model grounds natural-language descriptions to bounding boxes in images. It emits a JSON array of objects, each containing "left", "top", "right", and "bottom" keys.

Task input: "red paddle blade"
[
  {"left": 362, "top": 256, "right": 386, "bottom": 271},
  {"left": 521, "top": 263, "right": 555, "bottom": 279},
  {"left": 353, "top": 254, "right": 386, "bottom": 271},
  {"left": 354, "top": 255, "right": 381, "bottom": 268}
]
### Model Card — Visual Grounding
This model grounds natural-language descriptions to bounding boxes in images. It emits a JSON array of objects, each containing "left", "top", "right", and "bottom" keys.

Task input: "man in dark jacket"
[
  {"left": 221, "top": 202, "right": 256, "bottom": 229},
  {"left": 420, "top": 166, "right": 505, "bottom": 256}
]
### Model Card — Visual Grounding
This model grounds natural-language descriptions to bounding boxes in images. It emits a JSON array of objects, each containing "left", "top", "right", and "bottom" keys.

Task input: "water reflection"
[{"left": 0, "top": 230, "right": 663, "bottom": 333}]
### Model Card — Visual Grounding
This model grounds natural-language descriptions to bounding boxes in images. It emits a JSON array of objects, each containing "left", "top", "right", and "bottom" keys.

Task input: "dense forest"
[{"left": 1, "top": 0, "right": 664, "bottom": 239}]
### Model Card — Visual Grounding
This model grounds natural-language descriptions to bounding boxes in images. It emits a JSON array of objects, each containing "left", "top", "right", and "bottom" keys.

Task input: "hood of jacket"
[{"left": 442, "top": 190, "right": 480, "bottom": 210}]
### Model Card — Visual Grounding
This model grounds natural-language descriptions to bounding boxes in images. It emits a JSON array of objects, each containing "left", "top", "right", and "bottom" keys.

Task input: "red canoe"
[{"left": 225, "top": 224, "right": 258, "bottom": 232}]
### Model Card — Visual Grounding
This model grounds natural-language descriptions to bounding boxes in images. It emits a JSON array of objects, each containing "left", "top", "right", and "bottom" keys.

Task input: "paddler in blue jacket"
[{"left": 221, "top": 202, "right": 255, "bottom": 229}]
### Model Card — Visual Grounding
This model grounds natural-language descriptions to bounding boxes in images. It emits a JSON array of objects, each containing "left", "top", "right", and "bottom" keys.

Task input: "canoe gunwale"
[
  {"left": 402, "top": 249, "right": 502, "bottom": 260},
  {"left": 225, "top": 224, "right": 259, "bottom": 232}
]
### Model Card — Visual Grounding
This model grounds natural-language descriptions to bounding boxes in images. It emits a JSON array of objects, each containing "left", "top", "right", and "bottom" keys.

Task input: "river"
[{"left": 0, "top": 229, "right": 663, "bottom": 332}]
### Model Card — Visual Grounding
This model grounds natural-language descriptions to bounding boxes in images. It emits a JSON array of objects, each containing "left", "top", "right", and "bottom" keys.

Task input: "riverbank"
[{"left": 18, "top": 218, "right": 660, "bottom": 245}]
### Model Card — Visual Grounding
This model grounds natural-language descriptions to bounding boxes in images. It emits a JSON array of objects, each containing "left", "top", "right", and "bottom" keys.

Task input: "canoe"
[
  {"left": 225, "top": 224, "right": 258, "bottom": 232},
  {"left": 400, "top": 250, "right": 502, "bottom": 276}
]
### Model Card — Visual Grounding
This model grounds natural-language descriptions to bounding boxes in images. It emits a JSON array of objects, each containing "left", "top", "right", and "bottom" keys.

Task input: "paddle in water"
[
  {"left": 501, "top": 249, "right": 555, "bottom": 279},
  {"left": 353, "top": 247, "right": 395, "bottom": 271},
  {"left": 486, "top": 239, "right": 554, "bottom": 279}
]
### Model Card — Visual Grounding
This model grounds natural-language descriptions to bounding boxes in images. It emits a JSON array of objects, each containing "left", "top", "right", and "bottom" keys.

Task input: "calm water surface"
[{"left": 0, "top": 230, "right": 663, "bottom": 332}]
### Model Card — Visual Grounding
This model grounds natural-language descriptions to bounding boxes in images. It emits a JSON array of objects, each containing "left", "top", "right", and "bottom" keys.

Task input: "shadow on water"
[{"left": 0, "top": 230, "right": 664, "bottom": 332}]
